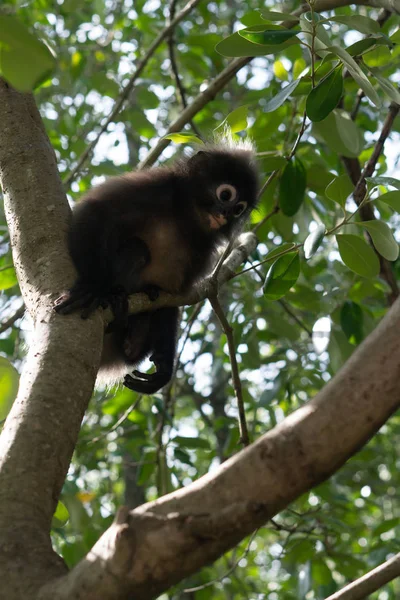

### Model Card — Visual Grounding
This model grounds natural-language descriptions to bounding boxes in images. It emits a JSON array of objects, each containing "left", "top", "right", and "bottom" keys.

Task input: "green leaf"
[
  {"left": 327, "top": 15, "right": 380, "bottom": 34},
  {"left": 327, "top": 45, "right": 380, "bottom": 107},
  {"left": 260, "top": 9, "right": 299, "bottom": 22},
  {"left": 356, "top": 221, "right": 399, "bottom": 261},
  {"left": 325, "top": 175, "right": 354, "bottom": 207},
  {"left": 174, "top": 447, "right": 193, "bottom": 465},
  {"left": 340, "top": 301, "right": 364, "bottom": 344},
  {"left": 336, "top": 234, "right": 380, "bottom": 278},
  {"left": 264, "top": 79, "right": 301, "bottom": 112},
  {"left": 215, "top": 30, "right": 297, "bottom": 57},
  {"left": 263, "top": 252, "right": 300, "bottom": 300},
  {"left": 273, "top": 59, "right": 289, "bottom": 81},
  {"left": 306, "top": 68, "right": 343, "bottom": 122},
  {"left": 313, "top": 110, "right": 363, "bottom": 158},
  {"left": 0, "top": 15, "right": 56, "bottom": 92},
  {"left": 390, "top": 29, "right": 400, "bottom": 44},
  {"left": 378, "top": 190, "right": 400, "bottom": 211},
  {"left": 162, "top": 132, "right": 204, "bottom": 145},
  {"left": 214, "top": 105, "right": 248, "bottom": 134},
  {"left": 346, "top": 38, "right": 376, "bottom": 57},
  {"left": 0, "top": 265, "right": 18, "bottom": 290},
  {"left": 369, "top": 68, "right": 400, "bottom": 104},
  {"left": 300, "top": 12, "right": 332, "bottom": 50},
  {"left": 279, "top": 157, "right": 306, "bottom": 216},
  {"left": 332, "top": 110, "right": 363, "bottom": 156},
  {"left": 304, "top": 225, "right": 325, "bottom": 259},
  {"left": 52, "top": 501, "right": 70, "bottom": 527},
  {"left": 374, "top": 518, "right": 400, "bottom": 536},
  {"left": 172, "top": 436, "right": 211, "bottom": 450},
  {"left": 0, "top": 356, "right": 19, "bottom": 421},
  {"left": 363, "top": 45, "right": 391, "bottom": 68},
  {"left": 238, "top": 27, "right": 298, "bottom": 46},
  {"left": 366, "top": 176, "right": 400, "bottom": 190}
]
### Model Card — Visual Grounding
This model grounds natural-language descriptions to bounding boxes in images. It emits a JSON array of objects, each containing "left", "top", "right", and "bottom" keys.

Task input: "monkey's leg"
[{"left": 123, "top": 307, "right": 179, "bottom": 394}]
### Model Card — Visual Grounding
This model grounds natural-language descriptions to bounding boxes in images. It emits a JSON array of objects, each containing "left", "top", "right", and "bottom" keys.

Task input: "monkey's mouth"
[{"left": 208, "top": 213, "right": 227, "bottom": 230}]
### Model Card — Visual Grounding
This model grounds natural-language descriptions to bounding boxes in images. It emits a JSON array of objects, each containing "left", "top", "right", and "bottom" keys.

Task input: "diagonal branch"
[{"left": 63, "top": 0, "right": 204, "bottom": 187}]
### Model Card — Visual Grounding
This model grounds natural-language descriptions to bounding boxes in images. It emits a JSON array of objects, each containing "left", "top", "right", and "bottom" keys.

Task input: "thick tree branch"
[
  {"left": 0, "top": 81, "right": 103, "bottom": 595},
  {"left": 39, "top": 293, "right": 400, "bottom": 599}
]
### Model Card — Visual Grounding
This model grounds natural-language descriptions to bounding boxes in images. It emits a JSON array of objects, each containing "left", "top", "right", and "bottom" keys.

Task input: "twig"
[
  {"left": 138, "top": 56, "right": 251, "bottom": 168},
  {"left": 324, "top": 552, "right": 400, "bottom": 600},
  {"left": 279, "top": 299, "right": 312, "bottom": 337},
  {"left": 183, "top": 529, "right": 259, "bottom": 593},
  {"left": 88, "top": 395, "right": 143, "bottom": 444},
  {"left": 0, "top": 304, "right": 24, "bottom": 334},
  {"left": 167, "top": 0, "right": 202, "bottom": 138},
  {"left": 351, "top": 90, "right": 364, "bottom": 120},
  {"left": 288, "top": 111, "right": 309, "bottom": 160},
  {"left": 252, "top": 201, "right": 280, "bottom": 233},
  {"left": 353, "top": 102, "right": 400, "bottom": 203},
  {"left": 343, "top": 102, "right": 400, "bottom": 303},
  {"left": 209, "top": 296, "right": 249, "bottom": 446},
  {"left": 63, "top": 0, "right": 203, "bottom": 186}
]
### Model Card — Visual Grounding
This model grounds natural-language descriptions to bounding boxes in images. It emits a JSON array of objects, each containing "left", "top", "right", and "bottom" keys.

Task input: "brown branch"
[
  {"left": 0, "top": 304, "right": 24, "bottom": 334},
  {"left": 167, "top": 0, "right": 202, "bottom": 138},
  {"left": 325, "top": 552, "right": 400, "bottom": 600},
  {"left": 279, "top": 300, "right": 313, "bottom": 337},
  {"left": 139, "top": 0, "right": 388, "bottom": 168},
  {"left": 342, "top": 102, "right": 400, "bottom": 304},
  {"left": 138, "top": 56, "right": 251, "bottom": 168},
  {"left": 63, "top": 0, "right": 204, "bottom": 186},
  {"left": 209, "top": 296, "right": 249, "bottom": 446}
]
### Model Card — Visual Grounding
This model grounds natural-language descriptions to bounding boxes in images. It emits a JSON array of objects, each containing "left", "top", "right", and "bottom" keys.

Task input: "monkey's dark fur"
[{"left": 55, "top": 145, "right": 259, "bottom": 393}]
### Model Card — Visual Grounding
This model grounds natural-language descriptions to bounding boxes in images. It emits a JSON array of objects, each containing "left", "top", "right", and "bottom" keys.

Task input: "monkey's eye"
[
  {"left": 216, "top": 184, "right": 237, "bottom": 202},
  {"left": 233, "top": 202, "right": 247, "bottom": 217}
]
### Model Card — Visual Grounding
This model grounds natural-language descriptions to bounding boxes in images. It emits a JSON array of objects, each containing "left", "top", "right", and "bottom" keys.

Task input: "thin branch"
[
  {"left": 138, "top": 56, "right": 251, "bottom": 168},
  {"left": 0, "top": 304, "right": 24, "bottom": 334},
  {"left": 209, "top": 296, "right": 249, "bottom": 446},
  {"left": 88, "top": 395, "right": 143, "bottom": 445},
  {"left": 325, "top": 552, "right": 400, "bottom": 600},
  {"left": 279, "top": 300, "right": 313, "bottom": 337},
  {"left": 139, "top": 0, "right": 392, "bottom": 169},
  {"left": 63, "top": 0, "right": 203, "bottom": 186},
  {"left": 167, "top": 0, "right": 202, "bottom": 138},
  {"left": 342, "top": 102, "right": 400, "bottom": 303},
  {"left": 353, "top": 102, "right": 400, "bottom": 203}
]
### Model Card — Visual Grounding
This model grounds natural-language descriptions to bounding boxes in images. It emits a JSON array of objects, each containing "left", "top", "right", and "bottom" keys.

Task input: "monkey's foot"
[
  {"left": 54, "top": 284, "right": 108, "bottom": 318},
  {"left": 142, "top": 285, "right": 160, "bottom": 301},
  {"left": 123, "top": 357, "right": 172, "bottom": 394},
  {"left": 54, "top": 284, "right": 127, "bottom": 320}
]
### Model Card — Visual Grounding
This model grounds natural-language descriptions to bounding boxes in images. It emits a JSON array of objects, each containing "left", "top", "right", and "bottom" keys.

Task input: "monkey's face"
[{"left": 186, "top": 149, "right": 259, "bottom": 234}]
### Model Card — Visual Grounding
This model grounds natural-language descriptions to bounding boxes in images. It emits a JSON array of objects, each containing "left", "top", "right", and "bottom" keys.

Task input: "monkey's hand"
[
  {"left": 123, "top": 354, "right": 173, "bottom": 394},
  {"left": 54, "top": 283, "right": 128, "bottom": 321}
]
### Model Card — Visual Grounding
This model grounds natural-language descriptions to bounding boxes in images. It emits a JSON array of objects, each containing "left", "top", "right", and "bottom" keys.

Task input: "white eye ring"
[
  {"left": 233, "top": 201, "right": 247, "bottom": 217},
  {"left": 216, "top": 184, "right": 237, "bottom": 202}
]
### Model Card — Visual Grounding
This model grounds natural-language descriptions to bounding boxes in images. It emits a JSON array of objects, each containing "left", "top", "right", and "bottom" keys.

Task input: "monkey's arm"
[{"left": 123, "top": 307, "right": 179, "bottom": 393}]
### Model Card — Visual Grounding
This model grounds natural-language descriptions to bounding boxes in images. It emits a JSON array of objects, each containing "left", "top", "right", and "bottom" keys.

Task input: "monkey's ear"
[{"left": 188, "top": 150, "right": 208, "bottom": 165}]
